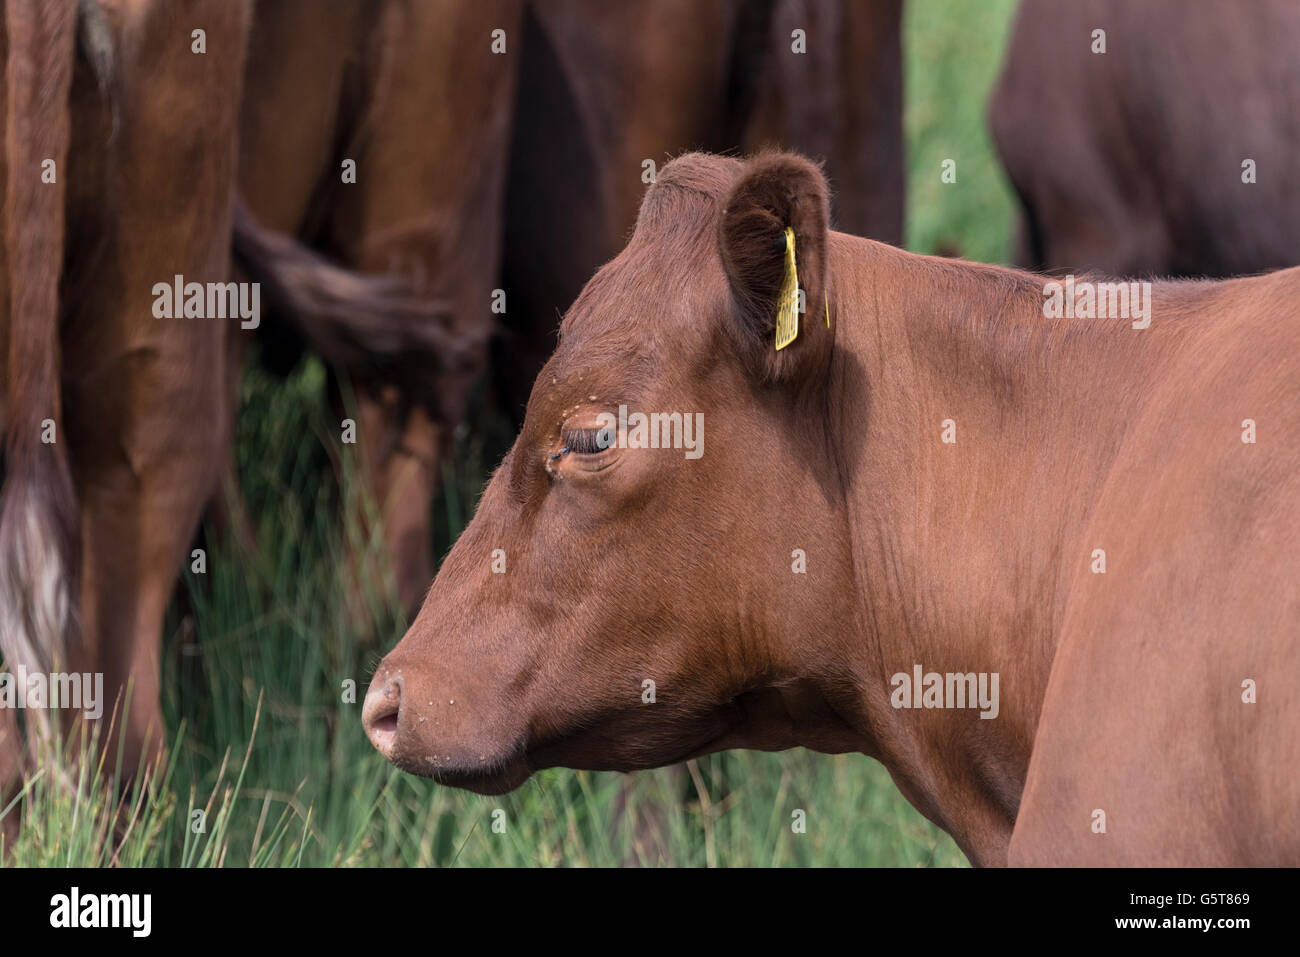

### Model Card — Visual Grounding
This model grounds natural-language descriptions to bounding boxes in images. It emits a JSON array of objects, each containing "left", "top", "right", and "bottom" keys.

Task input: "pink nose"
[{"left": 363, "top": 675, "right": 402, "bottom": 758}]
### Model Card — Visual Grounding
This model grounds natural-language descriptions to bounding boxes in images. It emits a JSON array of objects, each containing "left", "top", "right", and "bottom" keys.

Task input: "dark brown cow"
[
  {"left": 0, "top": 0, "right": 487, "bottom": 798},
  {"left": 0, "top": 0, "right": 253, "bottom": 782},
  {"left": 365, "top": 152, "right": 1300, "bottom": 866},
  {"left": 990, "top": 0, "right": 1300, "bottom": 276},
  {"left": 237, "top": 0, "right": 522, "bottom": 614},
  {"left": 497, "top": 0, "right": 903, "bottom": 417}
]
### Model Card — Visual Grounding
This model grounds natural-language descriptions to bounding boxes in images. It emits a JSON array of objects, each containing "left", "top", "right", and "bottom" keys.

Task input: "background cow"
[
  {"left": 990, "top": 0, "right": 1300, "bottom": 276},
  {"left": 0, "top": 0, "right": 443, "bottom": 792},
  {"left": 0, "top": 0, "right": 253, "bottom": 785},
  {"left": 497, "top": 0, "right": 903, "bottom": 417},
  {"left": 237, "top": 0, "right": 523, "bottom": 616},
  {"left": 227, "top": 0, "right": 904, "bottom": 629}
]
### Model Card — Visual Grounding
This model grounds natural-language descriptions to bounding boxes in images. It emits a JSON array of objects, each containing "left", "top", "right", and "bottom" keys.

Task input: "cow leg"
[
  {"left": 322, "top": 0, "right": 519, "bottom": 618},
  {"left": 58, "top": 0, "right": 250, "bottom": 777},
  {"left": 70, "top": 368, "right": 228, "bottom": 777},
  {"left": 1010, "top": 664, "right": 1239, "bottom": 867},
  {"left": 350, "top": 387, "right": 439, "bottom": 618}
]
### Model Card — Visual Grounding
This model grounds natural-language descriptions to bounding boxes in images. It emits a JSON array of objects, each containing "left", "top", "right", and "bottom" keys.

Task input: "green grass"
[
  {"left": 904, "top": 0, "right": 1021, "bottom": 263},
  {"left": 3, "top": 0, "right": 1017, "bottom": 867}
]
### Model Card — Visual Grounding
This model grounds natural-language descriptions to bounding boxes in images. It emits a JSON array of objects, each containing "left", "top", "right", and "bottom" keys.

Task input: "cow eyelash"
[{"left": 561, "top": 427, "right": 613, "bottom": 455}]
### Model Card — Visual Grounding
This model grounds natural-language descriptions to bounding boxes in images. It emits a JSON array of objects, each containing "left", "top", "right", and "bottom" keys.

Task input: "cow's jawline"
[
  {"left": 400, "top": 754, "right": 533, "bottom": 796},
  {"left": 523, "top": 702, "right": 745, "bottom": 777}
]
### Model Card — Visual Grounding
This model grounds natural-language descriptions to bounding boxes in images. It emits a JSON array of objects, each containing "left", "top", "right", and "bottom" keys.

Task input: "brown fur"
[
  {"left": 1, "top": 0, "right": 255, "bottom": 784},
  {"left": 497, "top": 0, "right": 903, "bottom": 414},
  {"left": 232, "top": 196, "right": 479, "bottom": 404},
  {"left": 0, "top": 0, "right": 80, "bottom": 722},
  {"left": 237, "top": 0, "right": 523, "bottom": 613},
  {"left": 366, "top": 152, "right": 1300, "bottom": 867},
  {"left": 991, "top": 0, "right": 1300, "bottom": 275},
  {"left": 1, "top": 0, "right": 461, "bottom": 788}
]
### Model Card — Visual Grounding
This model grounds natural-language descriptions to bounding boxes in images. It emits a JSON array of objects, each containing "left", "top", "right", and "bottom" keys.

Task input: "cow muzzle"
[{"left": 362, "top": 667, "right": 532, "bottom": 794}]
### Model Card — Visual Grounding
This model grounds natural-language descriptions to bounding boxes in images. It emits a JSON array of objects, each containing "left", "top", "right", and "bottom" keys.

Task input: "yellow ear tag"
[
  {"left": 825, "top": 292, "right": 831, "bottom": 328},
  {"left": 774, "top": 227, "right": 800, "bottom": 351}
]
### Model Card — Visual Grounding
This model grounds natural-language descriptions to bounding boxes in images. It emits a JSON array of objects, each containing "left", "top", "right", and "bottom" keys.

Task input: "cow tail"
[
  {"left": 231, "top": 196, "right": 480, "bottom": 402},
  {"left": 0, "top": 0, "right": 81, "bottom": 713}
]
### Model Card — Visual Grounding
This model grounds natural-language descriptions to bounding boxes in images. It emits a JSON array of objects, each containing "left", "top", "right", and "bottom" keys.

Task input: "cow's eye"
[{"left": 562, "top": 426, "right": 615, "bottom": 455}]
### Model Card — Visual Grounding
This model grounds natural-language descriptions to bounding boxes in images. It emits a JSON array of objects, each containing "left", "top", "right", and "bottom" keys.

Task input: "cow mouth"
[
  {"left": 388, "top": 743, "right": 534, "bottom": 795},
  {"left": 377, "top": 699, "right": 740, "bottom": 793},
  {"left": 428, "top": 763, "right": 533, "bottom": 795},
  {"left": 404, "top": 724, "right": 731, "bottom": 792}
]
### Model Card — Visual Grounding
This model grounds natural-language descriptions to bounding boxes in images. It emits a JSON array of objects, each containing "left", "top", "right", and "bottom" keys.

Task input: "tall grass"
[{"left": 4, "top": 0, "right": 1017, "bottom": 867}]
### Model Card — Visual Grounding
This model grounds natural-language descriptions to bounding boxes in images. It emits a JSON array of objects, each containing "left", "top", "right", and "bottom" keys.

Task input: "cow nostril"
[{"left": 363, "top": 678, "right": 402, "bottom": 758}]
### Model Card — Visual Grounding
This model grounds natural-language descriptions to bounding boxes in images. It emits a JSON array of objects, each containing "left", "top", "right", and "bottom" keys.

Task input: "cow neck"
[{"left": 823, "top": 234, "right": 1165, "bottom": 865}]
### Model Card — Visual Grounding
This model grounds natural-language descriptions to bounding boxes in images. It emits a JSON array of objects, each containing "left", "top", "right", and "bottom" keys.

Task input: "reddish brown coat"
[{"left": 367, "top": 152, "right": 1300, "bottom": 867}]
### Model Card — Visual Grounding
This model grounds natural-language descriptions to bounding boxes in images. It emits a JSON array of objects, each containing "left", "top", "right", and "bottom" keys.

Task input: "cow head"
[{"left": 363, "top": 152, "right": 863, "bottom": 793}]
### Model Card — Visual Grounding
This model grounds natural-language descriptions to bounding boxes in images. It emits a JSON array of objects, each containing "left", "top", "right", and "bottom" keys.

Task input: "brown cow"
[
  {"left": 990, "top": 0, "right": 1300, "bottom": 276},
  {"left": 495, "top": 0, "right": 903, "bottom": 857},
  {"left": 0, "top": 1, "right": 476, "bottom": 798},
  {"left": 237, "top": 0, "right": 522, "bottom": 614},
  {"left": 497, "top": 0, "right": 902, "bottom": 417},
  {"left": 0, "top": 0, "right": 253, "bottom": 781},
  {"left": 364, "top": 152, "right": 1300, "bottom": 866}
]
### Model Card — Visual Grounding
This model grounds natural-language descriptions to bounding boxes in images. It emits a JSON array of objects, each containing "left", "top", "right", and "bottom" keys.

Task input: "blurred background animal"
[{"left": 991, "top": 0, "right": 1300, "bottom": 276}]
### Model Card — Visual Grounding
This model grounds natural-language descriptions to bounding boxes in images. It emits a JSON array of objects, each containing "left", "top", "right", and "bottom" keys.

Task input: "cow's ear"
[{"left": 718, "top": 152, "right": 832, "bottom": 383}]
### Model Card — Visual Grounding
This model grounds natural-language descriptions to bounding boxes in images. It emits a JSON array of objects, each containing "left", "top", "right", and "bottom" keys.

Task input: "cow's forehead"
[
  {"left": 562, "top": 252, "right": 719, "bottom": 340},
  {"left": 558, "top": 204, "right": 728, "bottom": 346},
  {"left": 537, "top": 154, "right": 740, "bottom": 406}
]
